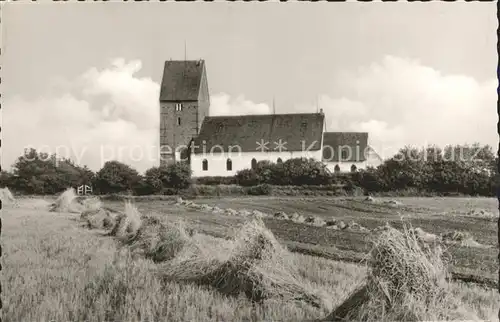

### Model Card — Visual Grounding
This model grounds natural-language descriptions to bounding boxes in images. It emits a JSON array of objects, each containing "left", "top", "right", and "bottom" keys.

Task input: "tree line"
[{"left": 1, "top": 144, "right": 497, "bottom": 197}]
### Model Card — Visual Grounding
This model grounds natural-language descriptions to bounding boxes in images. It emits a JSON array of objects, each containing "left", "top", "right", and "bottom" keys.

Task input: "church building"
[{"left": 159, "top": 60, "right": 382, "bottom": 177}]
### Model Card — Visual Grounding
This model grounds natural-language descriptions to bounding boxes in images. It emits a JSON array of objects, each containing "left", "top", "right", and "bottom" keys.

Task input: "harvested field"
[
  {"left": 4, "top": 195, "right": 499, "bottom": 321},
  {"left": 104, "top": 196, "right": 500, "bottom": 286}
]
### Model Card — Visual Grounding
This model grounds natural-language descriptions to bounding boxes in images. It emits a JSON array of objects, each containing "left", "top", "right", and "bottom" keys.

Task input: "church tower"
[{"left": 159, "top": 60, "right": 210, "bottom": 166}]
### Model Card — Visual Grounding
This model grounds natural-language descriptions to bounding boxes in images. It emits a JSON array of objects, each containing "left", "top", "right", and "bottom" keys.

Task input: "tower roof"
[{"left": 160, "top": 60, "right": 205, "bottom": 102}]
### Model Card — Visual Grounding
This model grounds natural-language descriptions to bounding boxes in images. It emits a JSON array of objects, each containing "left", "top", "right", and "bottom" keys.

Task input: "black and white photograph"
[{"left": 1, "top": 2, "right": 499, "bottom": 321}]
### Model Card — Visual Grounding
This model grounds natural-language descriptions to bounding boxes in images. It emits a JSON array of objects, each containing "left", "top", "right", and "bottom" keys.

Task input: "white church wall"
[{"left": 191, "top": 149, "right": 323, "bottom": 178}]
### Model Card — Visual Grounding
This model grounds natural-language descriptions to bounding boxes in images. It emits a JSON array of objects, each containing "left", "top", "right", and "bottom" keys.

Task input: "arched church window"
[
  {"left": 334, "top": 165, "right": 340, "bottom": 173},
  {"left": 251, "top": 158, "right": 257, "bottom": 170},
  {"left": 226, "top": 158, "right": 232, "bottom": 171},
  {"left": 202, "top": 159, "right": 208, "bottom": 171}
]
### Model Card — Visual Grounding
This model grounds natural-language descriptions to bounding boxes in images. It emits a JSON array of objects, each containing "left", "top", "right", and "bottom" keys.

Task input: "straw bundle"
[
  {"left": 126, "top": 216, "right": 194, "bottom": 262},
  {"left": 108, "top": 201, "right": 142, "bottom": 239},
  {"left": 162, "top": 218, "right": 325, "bottom": 308},
  {"left": 325, "top": 225, "right": 452, "bottom": 321},
  {"left": 84, "top": 208, "right": 118, "bottom": 230},
  {"left": 0, "top": 187, "right": 16, "bottom": 206},
  {"left": 81, "top": 196, "right": 102, "bottom": 212},
  {"left": 50, "top": 188, "right": 84, "bottom": 213}
]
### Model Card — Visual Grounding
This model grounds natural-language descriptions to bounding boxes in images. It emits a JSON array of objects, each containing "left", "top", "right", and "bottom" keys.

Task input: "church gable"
[
  {"left": 159, "top": 60, "right": 205, "bottom": 102},
  {"left": 322, "top": 132, "right": 369, "bottom": 162},
  {"left": 192, "top": 113, "right": 325, "bottom": 153}
]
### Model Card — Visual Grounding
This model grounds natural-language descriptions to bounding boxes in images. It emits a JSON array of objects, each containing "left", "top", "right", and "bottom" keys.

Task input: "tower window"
[
  {"left": 175, "top": 103, "right": 183, "bottom": 111},
  {"left": 202, "top": 159, "right": 208, "bottom": 171},
  {"left": 177, "top": 117, "right": 181, "bottom": 126},
  {"left": 226, "top": 158, "right": 232, "bottom": 171},
  {"left": 251, "top": 158, "right": 257, "bottom": 170}
]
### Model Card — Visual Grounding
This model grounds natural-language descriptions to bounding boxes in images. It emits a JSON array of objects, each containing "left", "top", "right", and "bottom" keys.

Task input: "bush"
[
  {"left": 348, "top": 144, "right": 497, "bottom": 197},
  {"left": 0, "top": 171, "right": 14, "bottom": 188},
  {"left": 142, "top": 163, "right": 192, "bottom": 194},
  {"left": 281, "top": 158, "right": 331, "bottom": 186},
  {"left": 93, "top": 161, "right": 142, "bottom": 195},
  {"left": 355, "top": 168, "right": 387, "bottom": 193},
  {"left": 8, "top": 148, "right": 96, "bottom": 194},
  {"left": 256, "top": 161, "right": 287, "bottom": 185},
  {"left": 236, "top": 158, "right": 332, "bottom": 187},
  {"left": 194, "top": 176, "right": 237, "bottom": 185},
  {"left": 143, "top": 167, "right": 164, "bottom": 192},
  {"left": 246, "top": 184, "right": 273, "bottom": 196},
  {"left": 235, "top": 169, "right": 260, "bottom": 187},
  {"left": 164, "top": 162, "right": 192, "bottom": 190},
  {"left": 131, "top": 178, "right": 155, "bottom": 196},
  {"left": 161, "top": 188, "right": 177, "bottom": 196}
]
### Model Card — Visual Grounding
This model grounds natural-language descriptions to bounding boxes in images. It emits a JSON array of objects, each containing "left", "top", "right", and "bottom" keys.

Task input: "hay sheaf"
[
  {"left": 126, "top": 217, "right": 195, "bottom": 262},
  {"left": 274, "top": 211, "right": 289, "bottom": 220},
  {"left": 175, "top": 196, "right": 371, "bottom": 231},
  {"left": 250, "top": 209, "right": 268, "bottom": 219},
  {"left": 0, "top": 187, "right": 17, "bottom": 207},
  {"left": 84, "top": 208, "right": 118, "bottom": 230},
  {"left": 384, "top": 199, "right": 403, "bottom": 207},
  {"left": 325, "top": 225, "right": 459, "bottom": 321},
  {"left": 407, "top": 227, "right": 490, "bottom": 249},
  {"left": 102, "top": 200, "right": 198, "bottom": 263},
  {"left": 162, "top": 218, "right": 326, "bottom": 308},
  {"left": 465, "top": 208, "right": 495, "bottom": 219},
  {"left": 178, "top": 198, "right": 271, "bottom": 219},
  {"left": 290, "top": 212, "right": 306, "bottom": 223},
  {"left": 440, "top": 230, "right": 491, "bottom": 249},
  {"left": 304, "top": 216, "right": 326, "bottom": 227},
  {"left": 81, "top": 197, "right": 103, "bottom": 212},
  {"left": 79, "top": 197, "right": 118, "bottom": 230},
  {"left": 49, "top": 188, "right": 85, "bottom": 213},
  {"left": 108, "top": 201, "right": 142, "bottom": 239}
]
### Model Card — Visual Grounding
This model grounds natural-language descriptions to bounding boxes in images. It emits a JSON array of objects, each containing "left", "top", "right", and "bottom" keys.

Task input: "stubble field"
[
  {"left": 106, "top": 196, "right": 500, "bottom": 284},
  {"left": 3, "top": 195, "right": 500, "bottom": 321}
]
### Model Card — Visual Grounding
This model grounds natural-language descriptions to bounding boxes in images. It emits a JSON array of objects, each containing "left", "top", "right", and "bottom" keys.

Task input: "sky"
[{"left": 2, "top": 2, "right": 497, "bottom": 173}]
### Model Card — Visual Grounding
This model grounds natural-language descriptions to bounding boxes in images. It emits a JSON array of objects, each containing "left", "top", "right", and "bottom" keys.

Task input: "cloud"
[
  {"left": 79, "top": 58, "right": 159, "bottom": 130},
  {"left": 3, "top": 59, "right": 161, "bottom": 173},
  {"left": 315, "top": 56, "right": 497, "bottom": 159},
  {"left": 210, "top": 93, "right": 271, "bottom": 116}
]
